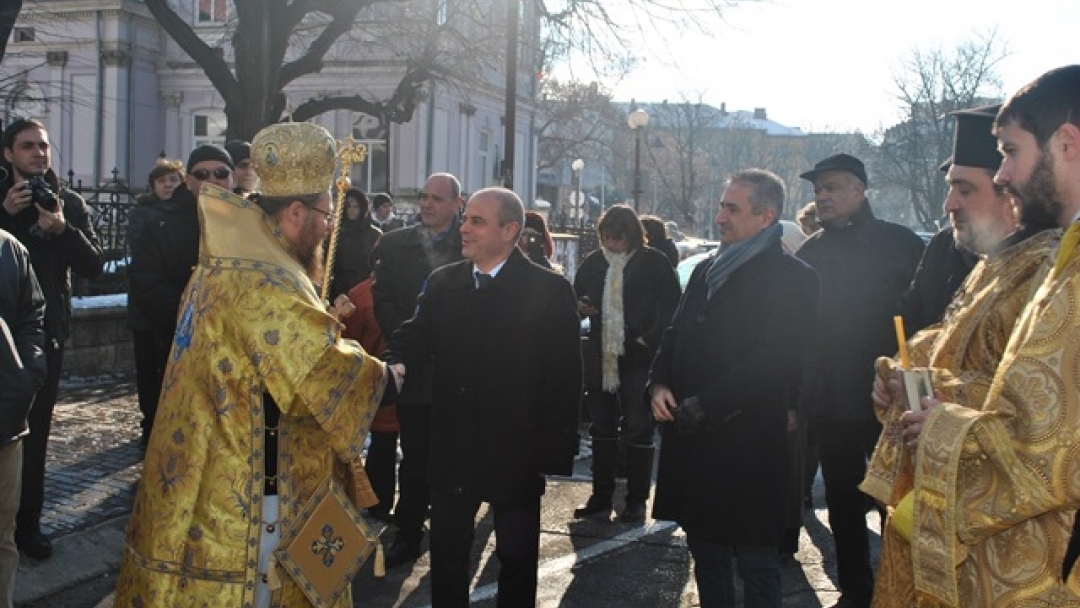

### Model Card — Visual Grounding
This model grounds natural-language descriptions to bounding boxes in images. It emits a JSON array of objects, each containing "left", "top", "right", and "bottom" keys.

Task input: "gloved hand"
[{"left": 673, "top": 396, "right": 707, "bottom": 434}]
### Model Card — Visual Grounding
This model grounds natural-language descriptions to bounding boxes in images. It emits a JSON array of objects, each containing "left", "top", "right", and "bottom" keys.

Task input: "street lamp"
[
  {"left": 571, "top": 158, "right": 584, "bottom": 224},
  {"left": 627, "top": 108, "right": 649, "bottom": 212}
]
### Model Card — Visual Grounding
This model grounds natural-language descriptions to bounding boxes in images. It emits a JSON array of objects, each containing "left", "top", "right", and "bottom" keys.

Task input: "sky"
[{"left": 587, "top": 0, "right": 1080, "bottom": 134}]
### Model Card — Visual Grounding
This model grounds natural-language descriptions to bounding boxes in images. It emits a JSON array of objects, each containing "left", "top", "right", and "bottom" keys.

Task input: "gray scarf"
[{"left": 705, "top": 222, "right": 782, "bottom": 299}]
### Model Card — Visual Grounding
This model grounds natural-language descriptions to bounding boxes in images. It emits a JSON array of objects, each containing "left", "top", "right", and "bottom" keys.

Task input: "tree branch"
[
  {"left": 279, "top": 4, "right": 363, "bottom": 87},
  {"left": 144, "top": 0, "right": 239, "bottom": 104}
]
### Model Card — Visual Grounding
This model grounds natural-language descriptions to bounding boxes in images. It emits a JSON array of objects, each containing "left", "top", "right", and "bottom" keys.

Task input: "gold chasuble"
[
  {"left": 114, "top": 185, "right": 386, "bottom": 608},
  {"left": 898, "top": 222, "right": 1080, "bottom": 608},
  {"left": 859, "top": 229, "right": 1059, "bottom": 608}
]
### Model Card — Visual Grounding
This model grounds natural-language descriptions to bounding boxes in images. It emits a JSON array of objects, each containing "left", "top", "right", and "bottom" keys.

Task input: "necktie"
[
  {"left": 1053, "top": 221, "right": 1080, "bottom": 280},
  {"left": 475, "top": 272, "right": 493, "bottom": 289}
]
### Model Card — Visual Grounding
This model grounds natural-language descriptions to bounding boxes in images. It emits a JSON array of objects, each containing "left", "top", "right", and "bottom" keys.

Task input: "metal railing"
[{"left": 68, "top": 168, "right": 142, "bottom": 297}]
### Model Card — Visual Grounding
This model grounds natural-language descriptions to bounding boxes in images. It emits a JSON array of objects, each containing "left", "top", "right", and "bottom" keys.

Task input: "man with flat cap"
[
  {"left": 115, "top": 122, "right": 394, "bottom": 608},
  {"left": 860, "top": 104, "right": 1059, "bottom": 608},
  {"left": 795, "top": 153, "right": 924, "bottom": 608}
]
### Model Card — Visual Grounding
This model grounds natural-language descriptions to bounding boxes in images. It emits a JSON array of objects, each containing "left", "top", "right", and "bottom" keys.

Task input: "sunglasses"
[{"left": 191, "top": 167, "right": 232, "bottom": 181}]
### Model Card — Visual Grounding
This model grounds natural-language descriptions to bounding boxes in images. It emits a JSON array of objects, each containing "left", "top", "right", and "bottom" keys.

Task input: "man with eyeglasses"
[
  {"left": 127, "top": 144, "right": 233, "bottom": 447},
  {"left": 372, "top": 172, "right": 465, "bottom": 568},
  {"left": 0, "top": 118, "right": 104, "bottom": 561}
]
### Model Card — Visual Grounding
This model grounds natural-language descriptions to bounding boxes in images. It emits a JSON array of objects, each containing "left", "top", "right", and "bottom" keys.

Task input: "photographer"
[{"left": 0, "top": 118, "right": 104, "bottom": 560}]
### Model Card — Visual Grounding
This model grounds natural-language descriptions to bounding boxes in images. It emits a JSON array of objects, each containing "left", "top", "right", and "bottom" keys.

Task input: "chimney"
[
  {"left": 720, "top": 102, "right": 727, "bottom": 116},
  {"left": 753, "top": 107, "right": 767, "bottom": 120}
]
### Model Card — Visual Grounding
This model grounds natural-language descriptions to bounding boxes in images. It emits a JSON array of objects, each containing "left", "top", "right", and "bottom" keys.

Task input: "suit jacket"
[
  {"left": 385, "top": 249, "right": 582, "bottom": 503},
  {"left": 649, "top": 240, "right": 819, "bottom": 545},
  {"left": 372, "top": 221, "right": 463, "bottom": 404}
]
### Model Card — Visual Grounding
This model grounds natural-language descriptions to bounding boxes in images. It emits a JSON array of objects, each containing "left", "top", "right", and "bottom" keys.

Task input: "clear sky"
[{"left": 595, "top": 0, "right": 1080, "bottom": 134}]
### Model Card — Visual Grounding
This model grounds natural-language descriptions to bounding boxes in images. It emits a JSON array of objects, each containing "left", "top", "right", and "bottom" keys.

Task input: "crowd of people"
[{"left": 1, "top": 64, "right": 1080, "bottom": 608}]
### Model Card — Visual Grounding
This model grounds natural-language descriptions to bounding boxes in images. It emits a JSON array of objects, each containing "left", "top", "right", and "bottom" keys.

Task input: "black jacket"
[
  {"left": 649, "top": 241, "right": 819, "bottom": 544},
  {"left": 0, "top": 166, "right": 104, "bottom": 347},
  {"left": 897, "top": 227, "right": 977, "bottom": 336},
  {"left": 329, "top": 217, "right": 381, "bottom": 299},
  {"left": 796, "top": 201, "right": 924, "bottom": 421},
  {"left": 385, "top": 249, "right": 582, "bottom": 503},
  {"left": 574, "top": 245, "right": 681, "bottom": 382},
  {"left": 127, "top": 184, "right": 200, "bottom": 339},
  {"left": 0, "top": 230, "right": 47, "bottom": 445},
  {"left": 371, "top": 221, "right": 463, "bottom": 404}
]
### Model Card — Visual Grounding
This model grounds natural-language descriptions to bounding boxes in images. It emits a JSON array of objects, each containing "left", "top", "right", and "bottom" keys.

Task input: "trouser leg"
[
  {"left": 493, "top": 498, "right": 541, "bottom": 608},
  {"left": 17, "top": 345, "right": 62, "bottom": 536},
  {"left": 0, "top": 441, "right": 22, "bottom": 608},
  {"left": 394, "top": 403, "right": 431, "bottom": 541},
  {"left": 817, "top": 418, "right": 881, "bottom": 602},
  {"left": 365, "top": 430, "right": 399, "bottom": 515},
  {"left": 429, "top": 489, "right": 479, "bottom": 608},
  {"left": 686, "top": 535, "right": 736, "bottom": 608}
]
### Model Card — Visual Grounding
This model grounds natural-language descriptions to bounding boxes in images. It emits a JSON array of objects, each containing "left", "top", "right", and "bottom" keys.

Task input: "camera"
[{"left": 25, "top": 175, "right": 58, "bottom": 211}]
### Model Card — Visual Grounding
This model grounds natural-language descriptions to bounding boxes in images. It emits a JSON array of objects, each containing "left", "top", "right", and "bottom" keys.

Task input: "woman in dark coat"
[
  {"left": 572, "top": 205, "right": 681, "bottom": 523},
  {"left": 329, "top": 188, "right": 382, "bottom": 299}
]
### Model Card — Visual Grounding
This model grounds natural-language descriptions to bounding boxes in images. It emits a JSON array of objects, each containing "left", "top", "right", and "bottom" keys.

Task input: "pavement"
[{"left": 13, "top": 377, "right": 880, "bottom": 607}]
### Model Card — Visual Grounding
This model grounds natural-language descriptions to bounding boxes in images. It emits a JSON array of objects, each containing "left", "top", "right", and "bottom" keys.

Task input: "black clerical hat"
[{"left": 938, "top": 104, "right": 1002, "bottom": 172}]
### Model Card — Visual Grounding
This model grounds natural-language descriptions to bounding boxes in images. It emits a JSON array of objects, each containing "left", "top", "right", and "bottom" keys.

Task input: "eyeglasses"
[
  {"left": 308, "top": 206, "right": 333, "bottom": 221},
  {"left": 191, "top": 167, "right": 232, "bottom": 181}
]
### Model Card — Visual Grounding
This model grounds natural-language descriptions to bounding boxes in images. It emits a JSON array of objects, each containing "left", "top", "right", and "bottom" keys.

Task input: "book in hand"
[{"left": 901, "top": 368, "right": 933, "bottom": 412}]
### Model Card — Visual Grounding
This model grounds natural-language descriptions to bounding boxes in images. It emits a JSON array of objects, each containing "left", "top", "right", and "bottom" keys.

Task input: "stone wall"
[{"left": 63, "top": 305, "right": 135, "bottom": 379}]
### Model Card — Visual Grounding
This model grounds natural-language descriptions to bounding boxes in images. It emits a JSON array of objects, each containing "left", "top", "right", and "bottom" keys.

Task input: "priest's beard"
[
  {"left": 295, "top": 214, "right": 326, "bottom": 282},
  {"left": 1016, "top": 151, "right": 1063, "bottom": 228}
]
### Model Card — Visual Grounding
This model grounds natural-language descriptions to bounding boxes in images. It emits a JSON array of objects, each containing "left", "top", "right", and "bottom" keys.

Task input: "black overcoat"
[
  {"left": 649, "top": 241, "right": 819, "bottom": 545},
  {"left": 385, "top": 249, "right": 583, "bottom": 503}
]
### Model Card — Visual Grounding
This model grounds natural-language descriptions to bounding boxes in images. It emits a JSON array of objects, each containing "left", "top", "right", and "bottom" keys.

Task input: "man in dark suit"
[
  {"left": 372, "top": 173, "right": 464, "bottom": 567},
  {"left": 385, "top": 187, "right": 582, "bottom": 608},
  {"left": 649, "top": 169, "right": 819, "bottom": 608}
]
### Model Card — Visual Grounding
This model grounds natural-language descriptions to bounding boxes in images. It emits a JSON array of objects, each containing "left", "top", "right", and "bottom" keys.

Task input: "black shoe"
[
  {"left": 366, "top": 508, "right": 395, "bottom": 525},
  {"left": 384, "top": 535, "right": 424, "bottom": 569},
  {"left": 573, "top": 496, "right": 612, "bottom": 520},
  {"left": 16, "top": 529, "right": 53, "bottom": 560},
  {"left": 618, "top": 500, "right": 647, "bottom": 523}
]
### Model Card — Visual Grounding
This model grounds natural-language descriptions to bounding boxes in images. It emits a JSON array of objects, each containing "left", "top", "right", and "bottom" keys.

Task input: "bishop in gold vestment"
[{"left": 114, "top": 123, "right": 387, "bottom": 608}]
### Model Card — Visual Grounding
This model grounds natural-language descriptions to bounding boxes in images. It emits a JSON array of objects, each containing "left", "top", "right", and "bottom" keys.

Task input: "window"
[
  {"left": 351, "top": 113, "right": 389, "bottom": 192},
  {"left": 193, "top": 112, "right": 227, "bottom": 148},
  {"left": 13, "top": 28, "right": 35, "bottom": 43},
  {"left": 478, "top": 131, "right": 491, "bottom": 184},
  {"left": 197, "top": 0, "right": 227, "bottom": 24},
  {"left": 435, "top": 0, "right": 449, "bottom": 25}
]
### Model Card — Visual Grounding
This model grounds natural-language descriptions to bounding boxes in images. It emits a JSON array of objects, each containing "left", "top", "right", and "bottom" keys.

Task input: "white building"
[{"left": 2, "top": 0, "right": 541, "bottom": 203}]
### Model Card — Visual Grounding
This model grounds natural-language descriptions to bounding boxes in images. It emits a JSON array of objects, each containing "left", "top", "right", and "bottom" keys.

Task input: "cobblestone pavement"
[{"left": 40, "top": 378, "right": 142, "bottom": 538}]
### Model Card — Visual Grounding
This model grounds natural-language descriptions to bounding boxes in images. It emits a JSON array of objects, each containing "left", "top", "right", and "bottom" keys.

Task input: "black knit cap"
[
  {"left": 938, "top": 104, "right": 1002, "bottom": 173},
  {"left": 799, "top": 153, "right": 868, "bottom": 187},
  {"left": 224, "top": 140, "right": 251, "bottom": 164},
  {"left": 186, "top": 144, "right": 234, "bottom": 173}
]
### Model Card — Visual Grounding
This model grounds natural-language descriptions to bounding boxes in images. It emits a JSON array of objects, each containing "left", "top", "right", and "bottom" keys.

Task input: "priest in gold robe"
[
  {"left": 114, "top": 122, "right": 392, "bottom": 608},
  {"left": 896, "top": 66, "right": 1080, "bottom": 608},
  {"left": 860, "top": 103, "right": 1059, "bottom": 608}
]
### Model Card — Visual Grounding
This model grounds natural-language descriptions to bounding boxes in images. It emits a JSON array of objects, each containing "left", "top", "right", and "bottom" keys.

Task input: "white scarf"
[{"left": 601, "top": 248, "right": 632, "bottom": 392}]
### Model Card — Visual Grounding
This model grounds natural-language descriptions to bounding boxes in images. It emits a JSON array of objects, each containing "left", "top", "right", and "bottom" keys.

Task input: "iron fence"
[{"left": 69, "top": 168, "right": 142, "bottom": 297}]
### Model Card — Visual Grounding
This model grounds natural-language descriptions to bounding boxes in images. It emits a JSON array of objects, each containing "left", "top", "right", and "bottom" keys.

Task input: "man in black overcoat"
[
  {"left": 649, "top": 169, "right": 819, "bottom": 608},
  {"left": 384, "top": 187, "right": 582, "bottom": 608}
]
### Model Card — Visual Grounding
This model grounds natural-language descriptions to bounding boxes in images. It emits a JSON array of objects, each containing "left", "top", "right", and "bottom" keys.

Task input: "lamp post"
[
  {"left": 627, "top": 108, "right": 649, "bottom": 212},
  {"left": 571, "top": 158, "right": 584, "bottom": 225}
]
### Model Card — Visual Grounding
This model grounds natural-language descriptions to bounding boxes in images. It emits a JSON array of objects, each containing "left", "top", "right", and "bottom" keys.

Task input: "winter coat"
[
  {"left": 796, "top": 201, "right": 924, "bottom": 422},
  {"left": 0, "top": 230, "right": 47, "bottom": 445},
  {"left": 329, "top": 217, "right": 381, "bottom": 299},
  {"left": 649, "top": 240, "right": 819, "bottom": 545},
  {"left": 0, "top": 166, "right": 104, "bottom": 347},
  {"left": 385, "top": 249, "right": 582, "bottom": 503},
  {"left": 126, "top": 184, "right": 200, "bottom": 340}
]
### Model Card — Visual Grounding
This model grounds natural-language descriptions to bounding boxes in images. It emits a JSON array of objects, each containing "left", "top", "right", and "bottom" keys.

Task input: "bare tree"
[{"left": 874, "top": 31, "right": 1007, "bottom": 230}]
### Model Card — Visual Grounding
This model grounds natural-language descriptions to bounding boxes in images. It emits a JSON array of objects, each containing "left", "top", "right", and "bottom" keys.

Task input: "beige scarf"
[{"left": 601, "top": 248, "right": 632, "bottom": 392}]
